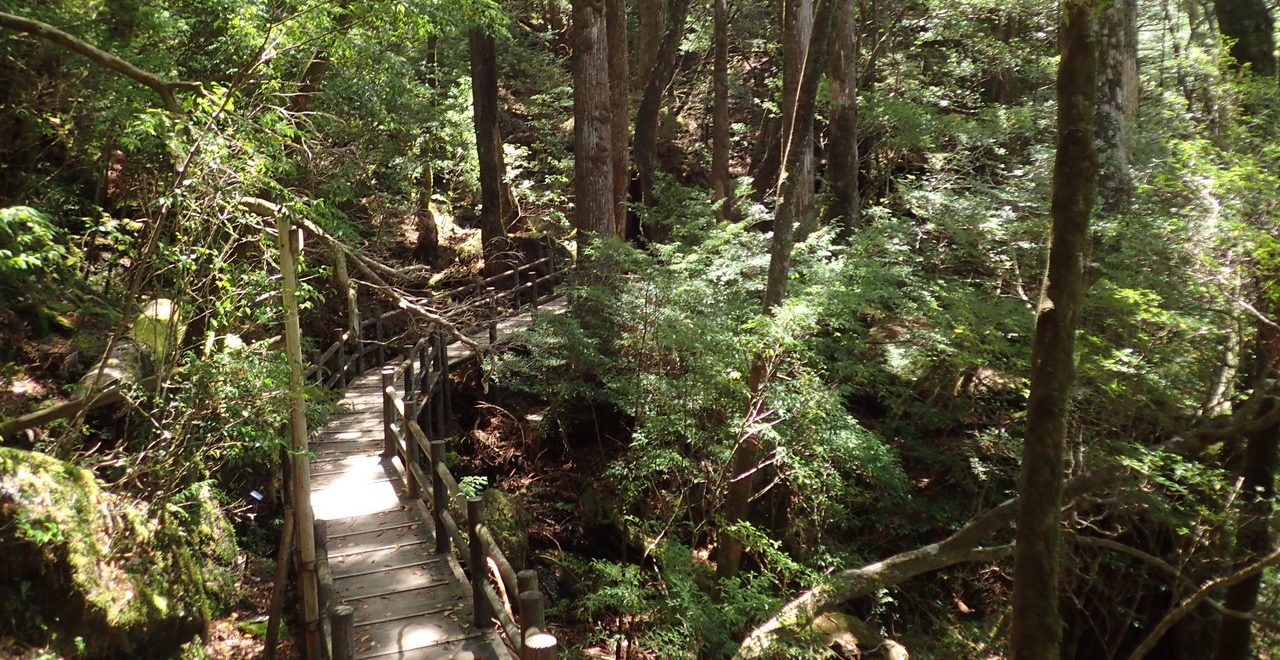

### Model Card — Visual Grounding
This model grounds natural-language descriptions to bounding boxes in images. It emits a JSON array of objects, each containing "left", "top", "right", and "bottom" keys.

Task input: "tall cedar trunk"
[
  {"left": 607, "top": 0, "right": 629, "bottom": 237},
  {"left": 825, "top": 0, "right": 860, "bottom": 235},
  {"left": 781, "top": 0, "right": 817, "bottom": 240},
  {"left": 636, "top": 0, "right": 663, "bottom": 89},
  {"left": 1009, "top": 3, "right": 1097, "bottom": 659},
  {"left": 470, "top": 28, "right": 508, "bottom": 275},
  {"left": 1211, "top": 3, "right": 1278, "bottom": 655},
  {"left": 634, "top": 0, "right": 691, "bottom": 219},
  {"left": 1095, "top": 0, "right": 1137, "bottom": 213},
  {"left": 573, "top": 0, "right": 615, "bottom": 240},
  {"left": 1213, "top": 0, "right": 1276, "bottom": 78},
  {"left": 716, "top": 0, "right": 835, "bottom": 583},
  {"left": 711, "top": 0, "right": 731, "bottom": 221}
]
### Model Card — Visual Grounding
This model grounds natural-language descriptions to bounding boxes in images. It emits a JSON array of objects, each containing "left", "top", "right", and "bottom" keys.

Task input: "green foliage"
[{"left": 0, "top": 206, "right": 79, "bottom": 335}]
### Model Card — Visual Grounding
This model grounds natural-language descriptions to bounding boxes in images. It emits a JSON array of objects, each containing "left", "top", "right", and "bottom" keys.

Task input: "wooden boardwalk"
[{"left": 309, "top": 298, "right": 565, "bottom": 659}]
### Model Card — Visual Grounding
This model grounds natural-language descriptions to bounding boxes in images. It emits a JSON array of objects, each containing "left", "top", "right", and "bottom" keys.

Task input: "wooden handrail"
[{"left": 371, "top": 259, "right": 565, "bottom": 658}]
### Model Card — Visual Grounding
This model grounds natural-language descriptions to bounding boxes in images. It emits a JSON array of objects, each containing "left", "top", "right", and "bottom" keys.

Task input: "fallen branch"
[
  {"left": 0, "top": 11, "right": 203, "bottom": 114},
  {"left": 237, "top": 198, "right": 482, "bottom": 355},
  {"left": 733, "top": 406, "right": 1280, "bottom": 659},
  {"left": 0, "top": 375, "right": 162, "bottom": 438}
]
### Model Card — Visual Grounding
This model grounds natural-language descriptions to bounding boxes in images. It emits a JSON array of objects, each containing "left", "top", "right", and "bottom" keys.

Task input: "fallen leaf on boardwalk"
[{"left": 361, "top": 636, "right": 372, "bottom": 642}]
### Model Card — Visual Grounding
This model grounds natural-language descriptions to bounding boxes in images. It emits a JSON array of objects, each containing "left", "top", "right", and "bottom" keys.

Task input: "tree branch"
[
  {"left": 1126, "top": 545, "right": 1280, "bottom": 660},
  {"left": 237, "top": 198, "right": 481, "bottom": 355},
  {"left": 733, "top": 405, "right": 1280, "bottom": 660},
  {"left": 0, "top": 11, "right": 203, "bottom": 114}
]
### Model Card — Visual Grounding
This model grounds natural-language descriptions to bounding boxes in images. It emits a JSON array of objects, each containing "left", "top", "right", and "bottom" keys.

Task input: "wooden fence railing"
[
  {"left": 305, "top": 254, "right": 562, "bottom": 390},
  {"left": 311, "top": 253, "right": 565, "bottom": 660}
]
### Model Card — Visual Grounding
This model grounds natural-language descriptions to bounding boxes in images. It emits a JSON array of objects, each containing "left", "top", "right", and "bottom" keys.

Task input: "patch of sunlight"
[{"left": 310, "top": 455, "right": 401, "bottom": 520}]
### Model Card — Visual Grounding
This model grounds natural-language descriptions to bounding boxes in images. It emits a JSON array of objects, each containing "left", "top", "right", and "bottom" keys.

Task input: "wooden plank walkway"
[{"left": 309, "top": 298, "right": 566, "bottom": 660}]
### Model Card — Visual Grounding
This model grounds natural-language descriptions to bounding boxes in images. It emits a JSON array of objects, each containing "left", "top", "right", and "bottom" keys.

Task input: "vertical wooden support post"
[
  {"left": 524, "top": 633, "right": 558, "bottom": 659},
  {"left": 440, "top": 331, "right": 453, "bottom": 431},
  {"left": 331, "top": 605, "right": 354, "bottom": 660},
  {"left": 467, "top": 497, "right": 494, "bottom": 629},
  {"left": 531, "top": 269, "right": 540, "bottom": 309},
  {"left": 405, "top": 400, "right": 420, "bottom": 499},
  {"left": 405, "top": 358, "right": 415, "bottom": 403},
  {"left": 430, "top": 440, "right": 450, "bottom": 553},
  {"left": 314, "top": 520, "right": 329, "bottom": 551},
  {"left": 381, "top": 366, "right": 396, "bottom": 458},
  {"left": 276, "top": 212, "right": 321, "bottom": 660},
  {"left": 519, "top": 589, "right": 545, "bottom": 648},
  {"left": 375, "top": 317, "right": 386, "bottom": 367},
  {"left": 433, "top": 331, "right": 448, "bottom": 439},
  {"left": 355, "top": 286, "right": 367, "bottom": 372}
]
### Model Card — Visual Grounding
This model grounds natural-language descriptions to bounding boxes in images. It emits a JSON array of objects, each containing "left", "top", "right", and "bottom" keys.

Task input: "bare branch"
[
  {"left": 0, "top": 11, "right": 202, "bottom": 113},
  {"left": 1127, "top": 545, "right": 1280, "bottom": 660}
]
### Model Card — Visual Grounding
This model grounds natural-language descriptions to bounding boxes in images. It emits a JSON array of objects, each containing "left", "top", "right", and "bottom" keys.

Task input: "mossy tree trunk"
[{"left": 1010, "top": 2, "right": 1098, "bottom": 658}]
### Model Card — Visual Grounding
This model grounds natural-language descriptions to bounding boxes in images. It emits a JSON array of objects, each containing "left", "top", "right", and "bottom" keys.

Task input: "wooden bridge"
[{"left": 301, "top": 255, "right": 566, "bottom": 660}]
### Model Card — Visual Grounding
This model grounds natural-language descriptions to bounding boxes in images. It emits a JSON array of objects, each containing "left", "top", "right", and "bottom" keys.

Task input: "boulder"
[{"left": 0, "top": 448, "right": 236, "bottom": 658}]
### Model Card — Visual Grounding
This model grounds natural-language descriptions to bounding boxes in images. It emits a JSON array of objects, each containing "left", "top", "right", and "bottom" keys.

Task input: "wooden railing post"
[
  {"left": 434, "top": 331, "right": 449, "bottom": 439},
  {"left": 439, "top": 331, "right": 453, "bottom": 430},
  {"left": 376, "top": 317, "right": 386, "bottom": 367},
  {"left": 467, "top": 497, "right": 494, "bottom": 629},
  {"left": 524, "top": 633, "right": 558, "bottom": 659},
  {"left": 331, "top": 605, "right": 354, "bottom": 660},
  {"left": 405, "top": 400, "right": 421, "bottom": 498},
  {"left": 519, "top": 589, "right": 544, "bottom": 649},
  {"left": 429, "top": 440, "right": 450, "bottom": 553},
  {"left": 381, "top": 366, "right": 396, "bottom": 458},
  {"left": 404, "top": 358, "right": 415, "bottom": 403}
]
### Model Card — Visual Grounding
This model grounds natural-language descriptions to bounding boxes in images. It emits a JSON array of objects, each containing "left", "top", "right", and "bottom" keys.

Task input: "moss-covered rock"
[{"left": 0, "top": 448, "right": 236, "bottom": 658}]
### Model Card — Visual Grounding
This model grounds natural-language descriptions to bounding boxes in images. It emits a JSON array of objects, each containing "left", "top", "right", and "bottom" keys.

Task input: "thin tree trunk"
[
  {"left": 573, "top": 0, "right": 615, "bottom": 240},
  {"left": 470, "top": 28, "right": 508, "bottom": 274},
  {"left": 607, "top": 0, "right": 629, "bottom": 237},
  {"left": 634, "top": 0, "right": 691, "bottom": 219},
  {"left": 1095, "top": 0, "right": 1137, "bottom": 213},
  {"left": 1009, "top": 3, "right": 1098, "bottom": 659},
  {"left": 711, "top": 0, "right": 732, "bottom": 222},
  {"left": 825, "top": 0, "right": 860, "bottom": 235},
  {"left": 716, "top": 0, "right": 835, "bottom": 583},
  {"left": 780, "top": 0, "right": 817, "bottom": 240},
  {"left": 636, "top": 0, "right": 663, "bottom": 89}
]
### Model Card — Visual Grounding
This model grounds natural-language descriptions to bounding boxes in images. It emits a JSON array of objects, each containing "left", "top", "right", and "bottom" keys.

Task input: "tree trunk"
[
  {"left": 1210, "top": 7, "right": 1278, "bottom": 657},
  {"left": 635, "top": 0, "right": 663, "bottom": 89},
  {"left": 607, "top": 0, "right": 629, "bottom": 237},
  {"left": 1009, "top": 3, "right": 1098, "bottom": 659},
  {"left": 711, "top": 0, "right": 732, "bottom": 222},
  {"left": 780, "top": 0, "right": 818, "bottom": 240},
  {"left": 716, "top": 0, "right": 835, "bottom": 583},
  {"left": 572, "top": 0, "right": 615, "bottom": 241},
  {"left": 825, "top": 0, "right": 860, "bottom": 235},
  {"left": 633, "top": 0, "right": 691, "bottom": 220},
  {"left": 289, "top": 51, "right": 331, "bottom": 116},
  {"left": 469, "top": 28, "right": 508, "bottom": 275},
  {"left": 1095, "top": 0, "right": 1137, "bottom": 214},
  {"left": 1213, "top": 0, "right": 1276, "bottom": 78}
]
